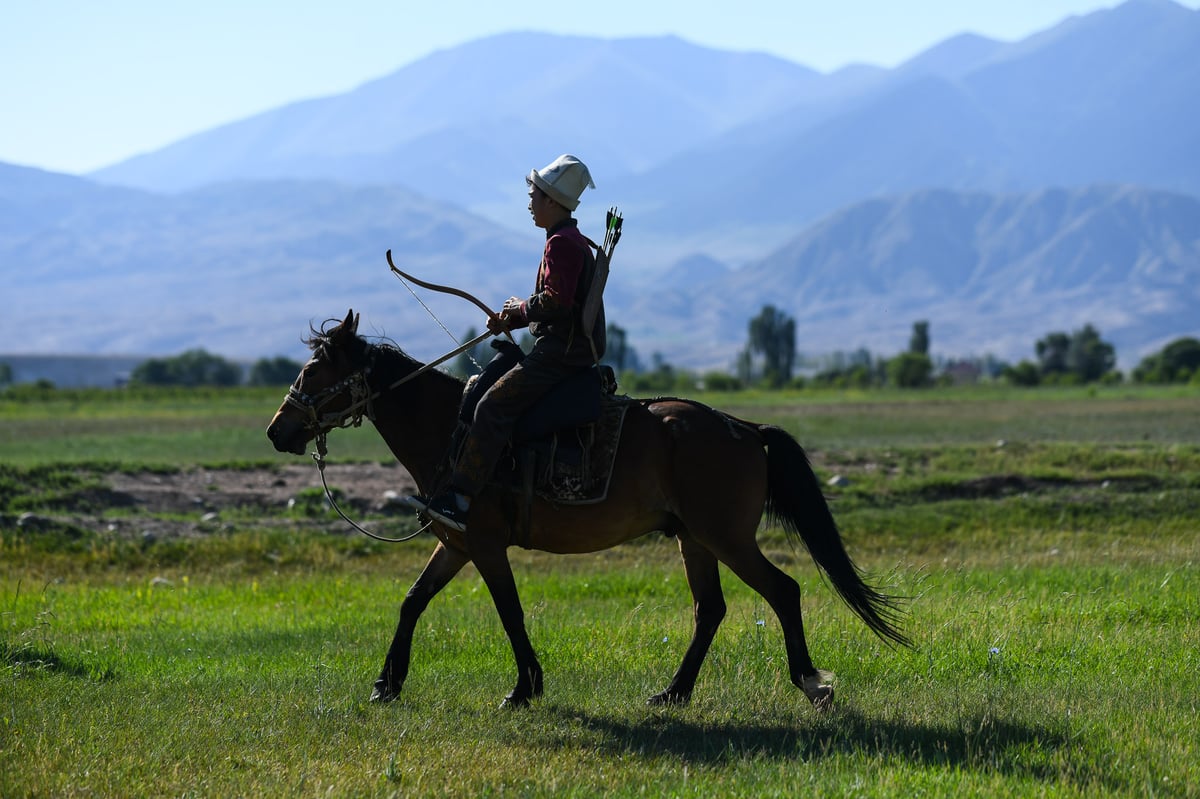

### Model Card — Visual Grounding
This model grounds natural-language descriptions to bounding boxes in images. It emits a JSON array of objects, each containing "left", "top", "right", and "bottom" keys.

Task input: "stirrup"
[{"left": 422, "top": 492, "right": 469, "bottom": 533}]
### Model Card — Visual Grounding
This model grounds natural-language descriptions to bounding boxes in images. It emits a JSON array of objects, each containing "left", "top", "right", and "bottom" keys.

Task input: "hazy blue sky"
[{"left": 3, "top": 0, "right": 1195, "bottom": 175}]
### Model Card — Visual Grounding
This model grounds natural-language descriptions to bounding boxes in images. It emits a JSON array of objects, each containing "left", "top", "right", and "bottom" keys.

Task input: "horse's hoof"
[
  {"left": 647, "top": 690, "right": 691, "bottom": 706},
  {"left": 500, "top": 668, "right": 542, "bottom": 709},
  {"left": 807, "top": 684, "right": 834, "bottom": 712},
  {"left": 500, "top": 693, "right": 531, "bottom": 710},
  {"left": 370, "top": 681, "right": 400, "bottom": 703},
  {"left": 801, "top": 670, "right": 835, "bottom": 712}
]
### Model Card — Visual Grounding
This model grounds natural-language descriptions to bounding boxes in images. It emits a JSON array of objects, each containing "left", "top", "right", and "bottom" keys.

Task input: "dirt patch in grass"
[
  {"left": 106, "top": 462, "right": 416, "bottom": 514},
  {"left": 9, "top": 463, "right": 418, "bottom": 541},
  {"left": 911, "top": 473, "right": 1171, "bottom": 502}
]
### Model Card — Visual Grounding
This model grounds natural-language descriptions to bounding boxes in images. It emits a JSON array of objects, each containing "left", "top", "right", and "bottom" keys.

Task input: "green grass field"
[{"left": 2, "top": 385, "right": 1198, "bottom": 797}]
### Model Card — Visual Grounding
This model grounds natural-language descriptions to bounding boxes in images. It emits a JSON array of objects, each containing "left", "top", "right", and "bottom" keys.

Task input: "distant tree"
[
  {"left": 131, "top": 358, "right": 174, "bottom": 385},
  {"left": 1066, "top": 324, "right": 1117, "bottom": 382},
  {"left": 4, "top": 378, "right": 57, "bottom": 398},
  {"left": 747, "top": 305, "right": 796, "bottom": 386},
  {"left": 701, "top": 371, "right": 743, "bottom": 392},
  {"left": 130, "top": 349, "right": 242, "bottom": 387},
  {"left": 625, "top": 352, "right": 680, "bottom": 393},
  {"left": 809, "top": 348, "right": 885, "bottom": 389},
  {"left": 1036, "top": 332, "right": 1072, "bottom": 376},
  {"left": 841, "top": 364, "right": 874, "bottom": 389},
  {"left": 887, "top": 352, "right": 933, "bottom": 388},
  {"left": 735, "top": 348, "right": 754, "bottom": 386},
  {"left": 812, "top": 364, "right": 875, "bottom": 390},
  {"left": 1035, "top": 325, "right": 1116, "bottom": 383},
  {"left": 0, "top": 362, "right": 12, "bottom": 386},
  {"left": 1133, "top": 337, "right": 1200, "bottom": 383},
  {"left": 909, "top": 320, "right": 930, "bottom": 356},
  {"left": 450, "top": 327, "right": 492, "bottom": 378},
  {"left": 1003, "top": 360, "right": 1041, "bottom": 386},
  {"left": 248, "top": 356, "right": 304, "bottom": 386},
  {"left": 603, "top": 322, "right": 638, "bottom": 373}
]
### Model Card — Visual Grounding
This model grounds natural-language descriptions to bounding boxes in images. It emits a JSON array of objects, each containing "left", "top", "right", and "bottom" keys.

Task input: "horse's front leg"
[
  {"left": 371, "top": 541, "right": 469, "bottom": 703},
  {"left": 466, "top": 530, "right": 543, "bottom": 708}
]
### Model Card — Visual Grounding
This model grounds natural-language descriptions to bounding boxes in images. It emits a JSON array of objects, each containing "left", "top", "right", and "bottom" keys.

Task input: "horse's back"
[
  {"left": 642, "top": 398, "right": 770, "bottom": 533},
  {"left": 644, "top": 398, "right": 765, "bottom": 460},
  {"left": 513, "top": 398, "right": 767, "bottom": 553}
]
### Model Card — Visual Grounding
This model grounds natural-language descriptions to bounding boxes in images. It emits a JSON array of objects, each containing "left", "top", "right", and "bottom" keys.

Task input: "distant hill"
[
  {"left": 89, "top": 33, "right": 826, "bottom": 214},
  {"left": 624, "top": 0, "right": 1200, "bottom": 248},
  {"left": 622, "top": 185, "right": 1200, "bottom": 369},
  {"left": 6, "top": 1, "right": 1200, "bottom": 376},
  {"left": 6, "top": 161, "right": 1196, "bottom": 371},
  {"left": 5, "top": 162, "right": 537, "bottom": 362},
  {"left": 87, "top": 2, "right": 1200, "bottom": 263}
]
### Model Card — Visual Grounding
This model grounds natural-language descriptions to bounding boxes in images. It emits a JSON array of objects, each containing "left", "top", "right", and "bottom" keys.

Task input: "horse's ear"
[{"left": 343, "top": 309, "right": 358, "bottom": 335}]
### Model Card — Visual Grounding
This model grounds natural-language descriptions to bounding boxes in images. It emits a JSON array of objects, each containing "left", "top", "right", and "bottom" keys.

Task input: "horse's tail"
[{"left": 759, "top": 424, "right": 911, "bottom": 648}]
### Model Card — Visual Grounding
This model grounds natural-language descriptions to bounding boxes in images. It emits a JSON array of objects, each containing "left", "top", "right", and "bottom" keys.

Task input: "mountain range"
[
  {"left": 625, "top": 185, "right": 1200, "bottom": 368},
  {"left": 2, "top": 163, "right": 534, "bottom": 363},
  {"left": 5, "top": 0, "right": 1199, "bottom": 373}
]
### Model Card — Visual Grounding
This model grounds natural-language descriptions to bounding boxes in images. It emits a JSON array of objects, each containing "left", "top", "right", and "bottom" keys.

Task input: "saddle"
[
  {"left": 451, "top": 340, "right": 630, "bottom": 542},
  {"left": 458, "top": 340, "right": 617, "bottom": 443}
]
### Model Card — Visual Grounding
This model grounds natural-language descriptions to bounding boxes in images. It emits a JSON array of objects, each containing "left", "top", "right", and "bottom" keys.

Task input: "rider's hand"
[{"left": 489, "top": 297, "right": 526, "bottom": 333}]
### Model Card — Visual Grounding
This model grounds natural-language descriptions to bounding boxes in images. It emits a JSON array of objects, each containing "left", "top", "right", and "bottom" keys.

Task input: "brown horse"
[{"left": 267, "top": 310, "right": 908, "bottom": 710}]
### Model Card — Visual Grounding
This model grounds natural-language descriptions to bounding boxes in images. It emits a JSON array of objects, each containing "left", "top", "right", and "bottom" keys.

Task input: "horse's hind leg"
[
  {"left": 716, "top": 543, "right": 834, "bottom": 710},
  {"left": 648, "top": 534, "right": 726, "bottom": 706},
  {"left": 371, "top": 541, "right": 469, "bottom": 703}
]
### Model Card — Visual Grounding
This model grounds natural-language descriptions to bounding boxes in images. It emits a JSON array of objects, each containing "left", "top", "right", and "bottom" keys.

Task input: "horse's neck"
[{"left": 371, "top": 353, "right": 463, "bottom": 493}]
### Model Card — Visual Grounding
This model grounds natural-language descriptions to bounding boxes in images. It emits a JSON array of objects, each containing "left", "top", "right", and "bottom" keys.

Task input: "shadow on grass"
[
  {"left": 1, "top": 640, "right": 115, "bottom": 681},
  {"left": 537, "top": 705, "right": 1109, "bottom": 790}
]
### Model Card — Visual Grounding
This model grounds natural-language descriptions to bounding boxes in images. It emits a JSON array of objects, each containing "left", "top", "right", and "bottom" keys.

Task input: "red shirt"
[{"left": 520, "top": 219, "right": 589, "bottom": 325}]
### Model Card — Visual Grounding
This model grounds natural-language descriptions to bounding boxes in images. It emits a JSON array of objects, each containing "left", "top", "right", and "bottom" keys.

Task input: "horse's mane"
[
  {"left": 303, "top": 316, "right": 465, "bottom": 389},
  {"left": 303, "top": 317, "right": 410, "bottom": 359}
]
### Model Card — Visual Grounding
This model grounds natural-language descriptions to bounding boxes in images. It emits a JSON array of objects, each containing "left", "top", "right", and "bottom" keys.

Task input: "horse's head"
[{"left": 267, "top": 309, "right": 377, "bottom": 455}]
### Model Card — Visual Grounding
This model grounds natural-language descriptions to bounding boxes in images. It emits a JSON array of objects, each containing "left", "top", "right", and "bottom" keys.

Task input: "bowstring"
[{"left": 390, "top": 270, "right": 484, "bottom": 371}]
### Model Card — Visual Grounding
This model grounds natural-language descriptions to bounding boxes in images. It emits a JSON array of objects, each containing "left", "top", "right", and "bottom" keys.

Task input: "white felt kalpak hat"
[{"left": 527, "top": 154, "right": 595, "bottom": 211}]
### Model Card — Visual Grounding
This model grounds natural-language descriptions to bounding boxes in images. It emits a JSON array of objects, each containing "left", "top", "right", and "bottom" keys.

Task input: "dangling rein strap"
[
  {"left": 311, "top": 432, "right": 431, "bottom": 543},
  {"left": 295, "top": 331, "right": 492, "bottom": 544}
]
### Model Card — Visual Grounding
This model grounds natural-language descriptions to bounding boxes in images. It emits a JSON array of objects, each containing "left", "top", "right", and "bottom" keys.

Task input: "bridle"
[
  {"left": 284, "top": 343, "right": 380, "bottom": 438},
  {"left": 283, "top": 342, "right": 431, "bottom": 543}
]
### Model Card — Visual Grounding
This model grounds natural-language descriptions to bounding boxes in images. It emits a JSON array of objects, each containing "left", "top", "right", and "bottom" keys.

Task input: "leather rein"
[
  {"left": 284, "top": 331, "right": 488, "bottom": 543},
  {"left": 282, "top": 343, "right": 421, "bottom": 542},
  {"left": 286, "top": 257, "right": 507, "bottom": 542}
]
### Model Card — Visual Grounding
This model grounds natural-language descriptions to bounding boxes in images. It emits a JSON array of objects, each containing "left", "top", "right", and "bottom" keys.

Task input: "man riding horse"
[
  {"left": 414, "top": 154, "right": 605, "bottom": 532},
  {"left": 266, "top": 156, "right": 907, "bottom": 711}
]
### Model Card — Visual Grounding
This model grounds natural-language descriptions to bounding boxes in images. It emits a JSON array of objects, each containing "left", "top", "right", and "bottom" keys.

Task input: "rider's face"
[{"left": 527, "top": 186, "right": 559, "bottom": 229}]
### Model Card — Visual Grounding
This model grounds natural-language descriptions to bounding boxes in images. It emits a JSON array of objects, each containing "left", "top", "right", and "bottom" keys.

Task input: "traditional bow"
[{"left": 386, "top": 249, "right": 517, "bottom": 344}]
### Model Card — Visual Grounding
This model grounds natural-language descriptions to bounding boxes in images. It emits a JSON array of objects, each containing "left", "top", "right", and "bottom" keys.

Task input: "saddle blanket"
[{"left": 525, "top": 395, "right": 633, "bottom": 505}]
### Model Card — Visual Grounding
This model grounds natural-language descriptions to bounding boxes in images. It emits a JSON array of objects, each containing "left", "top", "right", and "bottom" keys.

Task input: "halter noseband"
[{"left": 284, "top": 343, "right": 379, "bottom": 437}]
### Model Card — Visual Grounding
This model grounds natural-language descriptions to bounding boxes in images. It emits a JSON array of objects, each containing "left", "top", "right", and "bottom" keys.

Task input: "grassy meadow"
[{"left": 2, "top": 384, "right": 1199, "bottom": 797}]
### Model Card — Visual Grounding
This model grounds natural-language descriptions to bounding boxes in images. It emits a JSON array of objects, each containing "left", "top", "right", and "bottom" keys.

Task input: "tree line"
[
  {"left": 596, "top": 307, "right": 1199, "bottom": 392},
  {"left": 126, "top": 351, "right": 299, "bottom": 388},
  {"left": 3, "top": 309, "right": 1198, "bottom": 390}
]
